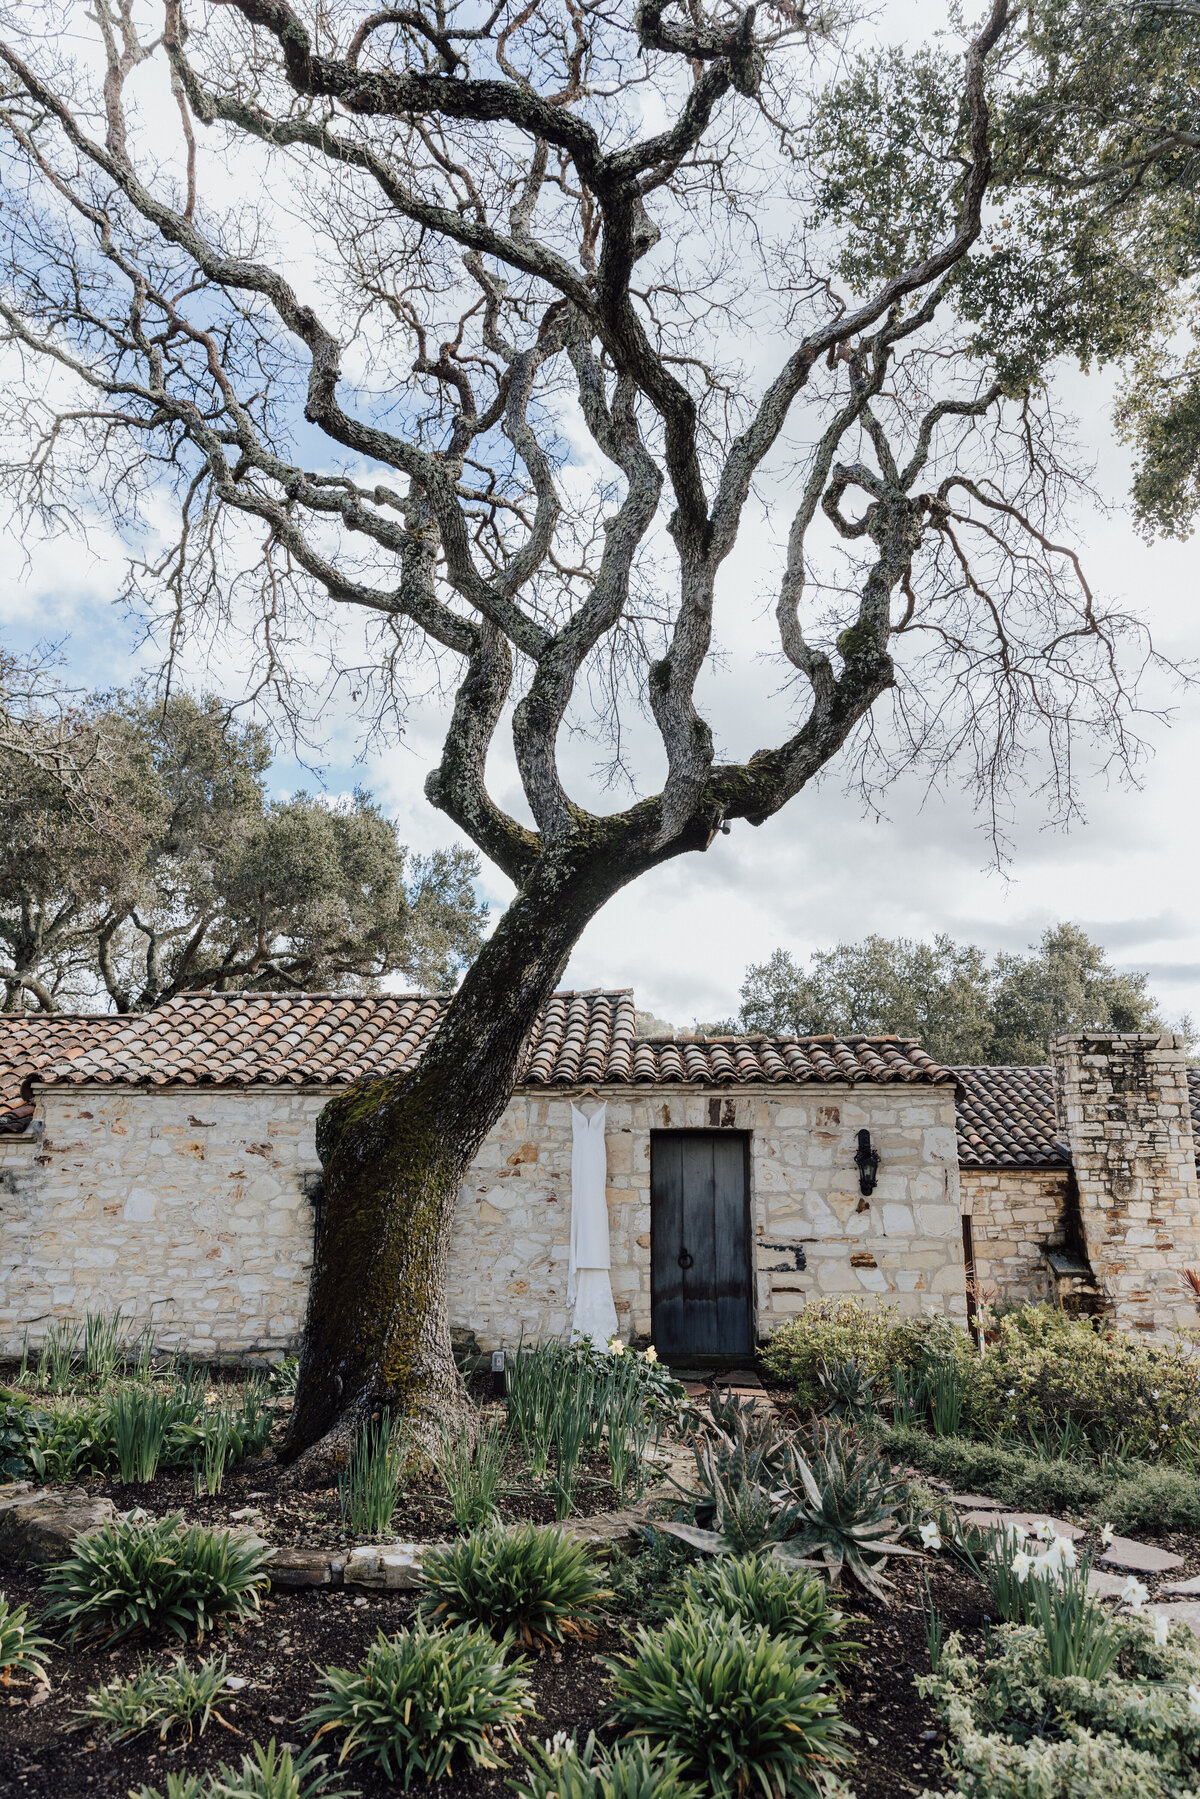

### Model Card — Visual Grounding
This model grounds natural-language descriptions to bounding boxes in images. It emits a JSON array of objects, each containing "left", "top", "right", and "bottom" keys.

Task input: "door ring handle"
[{"left": 678, "top": 1248, "right": 694, "bottom": 1269}]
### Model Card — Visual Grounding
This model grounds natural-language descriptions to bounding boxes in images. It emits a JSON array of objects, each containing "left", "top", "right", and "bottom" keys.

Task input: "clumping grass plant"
[
  {"left": 337, "top": 1414, "right": 410, "bottom": 1535},
  {"left": 605, "top": 1611, "right": 851, "bottom": 1799},
  {"left": 677, "top": 1554, "right": 856, "bottom": 1671},
  {"left": 42, "top": 1512, "right": 272, "bottom": 1644},
  {"left": 83, "top": 1307, "right": 128, "bottom": 1383},
  {"left": 419, "top": 1521, "right": 607, "bottom": 1648},
  {"left": 109, "top": 1385, "right": 179, "bottom": 1484},
  {"left": 435, "top": 1411, "right": 508, "bottom": 1531},
  {"left": 78, "top": 1653, "right": 231, "bottom": 1742},
  {"left": 304, "top": 1620, "right": 531, "bottom": 1785},
  {"left": 131, "top": 1738, "right": 348, "bottom": 1799},
  {"left": 0, "top": 1591, "right": 50, "bottom": 1682},
  {"left": 511, "top": 1732, "right": 704, "bottom": 1799}
]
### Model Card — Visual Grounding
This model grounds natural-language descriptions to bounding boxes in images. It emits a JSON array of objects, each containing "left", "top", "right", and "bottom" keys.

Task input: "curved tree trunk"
[{"left": 281, "top": 848, "right": 633, "bottom": 1479}]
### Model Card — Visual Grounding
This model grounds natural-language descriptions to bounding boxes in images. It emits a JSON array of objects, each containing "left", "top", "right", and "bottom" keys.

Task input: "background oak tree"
[
  {"left": 0, "top": 686, "right": 487, "bottom": 1011},
  {"left": 0, "top": 0, "right": 1169, "bottom": 1467}
]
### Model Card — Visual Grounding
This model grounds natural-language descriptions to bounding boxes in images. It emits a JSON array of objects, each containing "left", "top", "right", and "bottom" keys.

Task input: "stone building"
[{"left": 0, "top": 993, "right": 1197, "bottom": 1361}]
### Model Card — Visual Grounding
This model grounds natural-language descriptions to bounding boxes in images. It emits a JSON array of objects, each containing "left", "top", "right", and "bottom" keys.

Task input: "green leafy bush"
[
  {"left": 605, "top": 1611, "right": 850, "bottom": 1799},
  {"left": 511, "top": 1732, "right": 704, "bottom": 1799},
  {"left": 967, "top": 1305, "right": 1200, "bottom": 1457},
  {"left": 78, "top": 1653, "right": 230, "bottom": 1741},
  {"left": 0, "top": 1387, "right": 45, "bottom": 1477},
  {"left": 1099, "top": 1464, "right": 1200, "bottom": 1537},
  {"left": 918, "top": 1615, "right": 1200, "bottom": 1799},
  {"left": 677, "top": 1554, "right": 855, "bottom": 1670},
  {"left": 762, "top": 1298, "right": 968, "bottom": 1415},
  {"left": 0, "top": 1591, "right": 50, "bottom": 1680},
  {"left": 131, "top": 1739, "right": 346, "bottom": 1799},
  {"left": 305, "top": 1620, "right": 531, "bottom": 1785},
  {"left": 42, "top": 1511, "right": 271, "bottom": 1644},
  {"left": 419, "top": 1520, "right": 606, "bottom": 1648}
]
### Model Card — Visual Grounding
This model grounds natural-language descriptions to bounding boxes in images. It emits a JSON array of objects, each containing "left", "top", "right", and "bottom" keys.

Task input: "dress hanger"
[{"left": 577, "top": 1085, "right": 600, "bottom": 1101}]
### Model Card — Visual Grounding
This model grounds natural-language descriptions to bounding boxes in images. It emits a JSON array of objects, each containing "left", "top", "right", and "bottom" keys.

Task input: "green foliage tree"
[
  {"left": 0, "top": 688, "right": 487, "bottom": 1011},
  {"left": 736, "top": 923, "right": 1164, "bottom": 1064},
  {"left": 809, "top": 2, "right": 1200, "bottom": 535}
]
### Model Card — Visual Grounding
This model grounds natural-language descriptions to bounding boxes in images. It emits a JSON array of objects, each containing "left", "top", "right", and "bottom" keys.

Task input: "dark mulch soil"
[
  {"left": 83, "top": 1439, "right": 628, "bottom": 1552},
  {"left": 2, "top": 1565, "right": 625, "bottom": 1799}
]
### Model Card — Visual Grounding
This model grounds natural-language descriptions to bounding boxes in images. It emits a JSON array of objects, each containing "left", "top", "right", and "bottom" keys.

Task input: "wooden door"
[{"left": 650, "top": 1131, "right": 753, "bottom": 1358}]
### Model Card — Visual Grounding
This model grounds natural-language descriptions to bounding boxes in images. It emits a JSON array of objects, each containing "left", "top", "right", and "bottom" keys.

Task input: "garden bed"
[{"left": 9, "top": 1307, "right": 1200, "bottom": 1799}]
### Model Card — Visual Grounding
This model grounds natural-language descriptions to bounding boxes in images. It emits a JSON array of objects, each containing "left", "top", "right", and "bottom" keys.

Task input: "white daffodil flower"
[
  {"left": 642, "top": 1345, "right": 658, "bottom": 1363},
  {"left": 1101, "top": 1524, "right": 1114, "bottom": 1549},
  {"left": 1034, "top": 1521, "right": 1056, "bottom": 1543},
  {"left": 1154, "top": 1614, "right": 1171, "bottom": 1646},
  {"left": 1054, "top": 1535, "right": 1077, "bottom": 1570},
  {"left": 606, "top": 1337, "right": 625, "bottom": 1355},
  {"left": 920, "top": 1521, "right": 942, "bottom": 1551},
  {"left": 1122, "top": 1576, "right": 1150, "bottom": 1611},
  {"left": 1011, "top": 1550, "right": 1033, "bottom": 1583}
]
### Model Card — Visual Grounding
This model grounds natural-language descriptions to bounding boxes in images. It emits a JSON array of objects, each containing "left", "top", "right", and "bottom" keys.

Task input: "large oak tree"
[{"left": 0, "top": 0, "right": 1158, "bottom": 1469}]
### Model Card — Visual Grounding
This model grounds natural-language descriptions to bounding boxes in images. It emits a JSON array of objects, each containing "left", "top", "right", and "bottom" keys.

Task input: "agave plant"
[
  {"left": 777, "top": 1420, "right": 920, "bottom": 1601},
  {"left": 659, "top": 1395, "right": 809, "bottom": 1557},
  {"left": 816, "top": 1358, "right": 878, "bottom": 1425}
]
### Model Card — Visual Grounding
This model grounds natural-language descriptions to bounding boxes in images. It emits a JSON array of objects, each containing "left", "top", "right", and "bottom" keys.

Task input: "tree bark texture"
[{"left": 283, "top": 844, "right": 638, "bottom": 1474}]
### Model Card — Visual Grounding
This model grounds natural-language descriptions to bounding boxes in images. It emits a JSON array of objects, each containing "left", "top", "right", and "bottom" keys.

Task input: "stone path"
[{"left": 1098, "top": 1536, "right": 1184, "bottom": 1574}]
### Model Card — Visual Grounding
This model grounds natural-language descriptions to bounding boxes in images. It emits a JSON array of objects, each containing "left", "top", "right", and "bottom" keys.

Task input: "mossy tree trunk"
[{"left": 281, "top": 838, "right": 651, "bottom": 1476}]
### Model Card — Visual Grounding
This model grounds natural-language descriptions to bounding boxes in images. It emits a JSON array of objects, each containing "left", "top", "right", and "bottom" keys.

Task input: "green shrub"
[
  {"left": 304, "top": 1620, "right": 531, "bottom": 1785},
  {"left": 677, "top": 1554, "right": 855, "bottom": 1669},
  {"left": 42, "top": 1511, "right": 271, "bottom": 1644},
  {"left": 883, "top": 1424, "right": 1110, "bottom": 1513},
  {"left": 78, "top": 1652, "right": 230, "bottom": 1741},
  {"left": 605, "top": 1611, "right": 851, "bottom": 1799},
  {"left": 968, "top": 1305, "right": 1200, "bottom": 1457},
  {"left": 510, "top": 1732, "right": 704, "bottom": 1799},
  {"left": 0, "top": 1591, "right": 50, "bottom": 1680},
  {"left": 762, "top": 1298, "right": 968, "bottom": 1416},
  {"left": 918, "top": 1619, "right": 1200, "bottom": 1799},
  {"left": 1098, "top": 1464, "right": 1200, "bottom": 1537},
  {"left": 419, "top": 1520, "right": 606, "bottom": 1648},
  {"left": 131, "top": 1739, "right": 345, "bottom": 1799}
]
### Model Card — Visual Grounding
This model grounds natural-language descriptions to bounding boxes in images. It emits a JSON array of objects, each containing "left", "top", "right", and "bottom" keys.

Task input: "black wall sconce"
[{"left": 854, "top": 1128, "right": 880, "bottom": 1196}]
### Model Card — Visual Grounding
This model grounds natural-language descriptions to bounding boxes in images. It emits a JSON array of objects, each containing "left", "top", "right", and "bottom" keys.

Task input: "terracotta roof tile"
[
  {"left": 0, "top": 993, "right": 956, "bottom": 1129},
  {"left": 954, "top": 1066, "right": 1067, "bottom": 1168}
]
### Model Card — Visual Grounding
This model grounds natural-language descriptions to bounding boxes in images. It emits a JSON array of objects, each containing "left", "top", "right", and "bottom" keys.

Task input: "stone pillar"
[{"left": 1052, "top": 1032, "right": 1200, "bottom": 1335}]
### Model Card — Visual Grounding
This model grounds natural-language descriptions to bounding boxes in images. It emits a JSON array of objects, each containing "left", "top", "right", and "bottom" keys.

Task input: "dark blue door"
[{"left": 650, "top": 1131, "right": 753, "bottom": 1358}]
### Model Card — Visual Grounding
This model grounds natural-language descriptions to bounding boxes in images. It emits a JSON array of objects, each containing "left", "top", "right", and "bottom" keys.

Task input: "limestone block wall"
[
  {"left": 959, "top": 1167, "right": 1070, "bottom": 1307},
  {"left": 1053, "top": 1032, "right": 1200, "bottom": 1336},
  {"left": 451, "top": 1085, "right": 967, "bottom": 1350},
  {"left": 0, "top": 1079, "right": 967, "bottom": 1359}
]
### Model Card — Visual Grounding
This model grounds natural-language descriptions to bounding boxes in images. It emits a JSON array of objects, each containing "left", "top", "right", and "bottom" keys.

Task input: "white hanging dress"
[{"left": 568, "top": 1101, "right": 620, "bottom": 1348}]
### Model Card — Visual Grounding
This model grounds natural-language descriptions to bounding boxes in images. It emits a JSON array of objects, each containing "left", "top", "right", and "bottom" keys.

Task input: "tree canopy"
[
  {"left": 0, "top": 687, "right": 488, "bottom": 1012},
  {"left": 733, "top": 923, "right": 1167, "bottom": 1065}
]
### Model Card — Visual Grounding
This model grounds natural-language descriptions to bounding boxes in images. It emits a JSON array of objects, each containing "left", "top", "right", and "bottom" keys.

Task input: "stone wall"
[
  {"left": 1053, "top": 1032, "right": 1200, "bottom": 1336},
  {"left": 959, "top": 1167, "right": 1070, "bottom": 1307},
  {"left": 0, "top": 1078, "right": 967, "bottom": 1358}
]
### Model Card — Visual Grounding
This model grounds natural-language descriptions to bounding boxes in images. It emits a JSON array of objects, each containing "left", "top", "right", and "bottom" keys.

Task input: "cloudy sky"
[{"left": 3, "top": 2, "right": 1199, "bottom": 1032}]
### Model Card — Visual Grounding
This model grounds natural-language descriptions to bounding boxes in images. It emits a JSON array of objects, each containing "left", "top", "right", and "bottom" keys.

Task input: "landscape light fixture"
[{"left": 854, "top": 1128, "right": 880, "bottom": 1197}]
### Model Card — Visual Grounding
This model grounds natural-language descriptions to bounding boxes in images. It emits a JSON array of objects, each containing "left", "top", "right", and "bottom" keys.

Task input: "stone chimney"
[{"left": 1053, "top": 1032, "right": 1200, "bottom": 1335}]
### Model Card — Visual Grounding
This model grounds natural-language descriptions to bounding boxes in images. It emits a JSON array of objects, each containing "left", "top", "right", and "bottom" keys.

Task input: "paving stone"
[
  {"left": 344, "top": 1542, "right": 429, "bottom": 1590},
  {"left": 1162, "top": 1574, "right": 1200, "bottom": 1597},
  {"left": 0, "top": 1481, "right": 115, "bottom": 1565},
  {"left": 681, "top": 1382, "right": 708, "bottom": 1396},
  {"left": 268, "top": 1547, "right": 340, "bottom": 1590},
  {"left": 1151, "top": 1602, "right": 1200, "bottom": 1634},
  {"left": 961, "top": 1512, "right": 1083, "bottom": 1540},
  {"left": 1098, "top": 1536, "right": 1184, "bottom": 1574},
  {"left": 1088, "top": 1569, "right": 1132, "bottom": 1600},
  {"left": 554, "top": 1505, "right": 652, "bottom": 1548},
  {"left": 948, "top": 1494, "right": 1011, "bottom": 1511}
]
